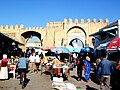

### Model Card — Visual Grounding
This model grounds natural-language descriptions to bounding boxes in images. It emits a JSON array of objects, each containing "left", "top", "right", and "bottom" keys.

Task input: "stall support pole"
[{"left": 118, "top": 20, "right": 120, "bottom": 38}]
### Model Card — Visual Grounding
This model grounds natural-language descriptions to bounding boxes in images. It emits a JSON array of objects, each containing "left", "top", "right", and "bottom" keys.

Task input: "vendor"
[
  {"left": 0, "top": 54, "right": 8, "bottom": 79},
  {"left": 52, "top": 57, "right": 61, "bottom": 67},
  {"left": 41, "top": 56, "right": 49, "bottom": 65},
  {"left": 52, "top": 57, "right": 62, "bottom": 76},
  {"left": 8, "top": 56, "right": 14, "bottom": 65}
]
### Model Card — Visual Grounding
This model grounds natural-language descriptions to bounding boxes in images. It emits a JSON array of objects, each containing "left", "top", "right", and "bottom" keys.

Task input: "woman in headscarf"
[{"left": 83, "top": 56, "right": 91, "bottom": 82}]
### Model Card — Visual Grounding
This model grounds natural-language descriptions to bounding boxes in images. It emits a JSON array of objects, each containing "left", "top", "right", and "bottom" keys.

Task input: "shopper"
[
  {"left": 97, "top": 49, "right": 114, "bottom": 90},
  {"left": 83, "top": 56, "right": 91, "bottom": 82},
  {"left": 76, "top": 56, "right": 83, "bottom": 81},
  {"left": 17, "top": 52, "right": 28, "bottom": 84},
  {"left": 29, "top": 53, "right": 35, "bottom": 73},
  {"left": 35, "top": 52, "right": 40, "bottom": 73}
]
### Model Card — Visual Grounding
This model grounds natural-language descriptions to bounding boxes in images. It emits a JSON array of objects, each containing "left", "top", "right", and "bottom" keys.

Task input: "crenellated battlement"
[
  {"left": 63, "top": 18, "right": 109, "bottom": 24},
  {"left": 25, "top": 27, "right": 43, "bottom": 30},
  {"left": 0, "top": 24, "right": 24, "bottom": 30},
  {"left": 46, "top": 22, "right": 64, "bottom": 28},
  {"left": 0, "top": 18, "right": 109, "bottom": 30},
  {"left": 46, "top": 18, "right": 108, "bottom": 28},
  {"left": 0, "top": 24, "right": 43, "bottom": 30}
]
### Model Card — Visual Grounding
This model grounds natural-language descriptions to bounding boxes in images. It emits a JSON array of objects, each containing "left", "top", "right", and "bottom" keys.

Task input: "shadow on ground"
[
  {"left": 86, "top": 85, "right": 98, "bottom": 90},
  {"left": 90, "top": 72, "right": 100, "bottom": 85},
  {"left": 22, "top": 78, "right": 30, "bottom": 89},
  {"left": 71, "top": 75, "right": 78, "bottom": 81}
]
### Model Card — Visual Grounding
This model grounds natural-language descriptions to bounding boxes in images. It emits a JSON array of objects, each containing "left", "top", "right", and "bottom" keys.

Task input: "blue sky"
[
  {"left": 0, "top": 0, "right": 120, "bottom": 28},
  {"left": 0, "top": 0, "right": 120, "bottom": 42}
]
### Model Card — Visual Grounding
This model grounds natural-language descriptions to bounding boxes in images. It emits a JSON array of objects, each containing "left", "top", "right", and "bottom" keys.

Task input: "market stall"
[
  {"left": 52, "top": 62, "right": 69, "bottom": 78},
  {"left": 106, "top": 37, "right": 120, "bottom": 87},
  {"left": 40, "top": 46, "right": 71, "bottom": 80},
  {"left": 106, "top": 37, "right": 120, "bottom": 63},
  {"left": 41, "top": 54, "right": 70, "bottom": 81},
  {"left": 0, "top": 56, "right": 18, "bottom": 79}
]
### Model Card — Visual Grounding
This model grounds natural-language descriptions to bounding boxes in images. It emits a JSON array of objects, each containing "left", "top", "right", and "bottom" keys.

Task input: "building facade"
[
  {"left": 0, "top": 18, "right": 108, "bottom": 51},
  {"left": 90, "top": 20, "right": 120, "bottom": 49}
]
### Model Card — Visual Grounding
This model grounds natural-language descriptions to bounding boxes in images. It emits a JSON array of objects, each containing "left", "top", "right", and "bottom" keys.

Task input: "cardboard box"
[
  {"left": 52, "top": 81, "right": 77, "bottom": 90},
  {"left": 53, "top": 77, "right": 63, "bottom": 83}
]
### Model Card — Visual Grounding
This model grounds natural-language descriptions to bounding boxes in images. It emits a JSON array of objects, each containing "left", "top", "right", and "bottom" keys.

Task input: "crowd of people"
[
  {"left": 0, "top": 51, "right": 44, "bottom": 83},
  {"left": 0, "top": 48, "right": 120, "bottom": 90},
  {"left": 70, "top": 49, "right": 120, "bottom": 90}
]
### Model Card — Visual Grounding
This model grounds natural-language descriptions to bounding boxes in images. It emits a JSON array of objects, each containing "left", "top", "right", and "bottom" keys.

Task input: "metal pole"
[
  {"left": 54, "top": 31, "right": 55, "bottom": 46},
  {"left": 118, "top": 20, "right": 120, "bottom": 38}
]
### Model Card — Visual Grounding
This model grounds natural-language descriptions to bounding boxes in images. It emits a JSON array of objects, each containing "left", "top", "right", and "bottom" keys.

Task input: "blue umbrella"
[
  {"left": 55, "top": 47, "right": 70, "bottom": 54},
  {"left": 66, "top": 45, "right": 82, "bottom": 53},
  {"left": 84, "top": 46, "right": 91, "bottom": 52},
  {"left": 81, "top": 46, "right": 94, "bottom": 53}
]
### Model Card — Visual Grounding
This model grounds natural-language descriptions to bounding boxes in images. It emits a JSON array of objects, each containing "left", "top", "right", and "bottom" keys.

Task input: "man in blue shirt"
[
  {"left": 18, "top": 52, "right": 28, "bottom": 84},
  {"left": 97, "top": 49, "right": 114, "bottom": 90}
]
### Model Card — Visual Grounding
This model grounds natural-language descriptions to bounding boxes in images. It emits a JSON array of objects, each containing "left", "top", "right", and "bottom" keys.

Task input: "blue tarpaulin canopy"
[
  {"left": 96, "top": 42, "right": 110, "bottom": 50},
  {"left": 51, "top": 47, "right": 70, "bottom": 54},
  {"left": 66, "top": 45, "right": 74, "bottom": 52},
  {"left": 73, "top": 47, "right": 82, "bottom": 53},
  {"left": 66, "top": 45, "right": 82, "bottom": 53}
]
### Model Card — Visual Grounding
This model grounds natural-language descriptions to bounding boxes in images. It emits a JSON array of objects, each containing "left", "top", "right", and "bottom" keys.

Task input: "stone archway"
[
  {"left": 21, "top": 31, "right": 41, "bottom": 42},
  {"left": 69, "top": 38, "right": 84, "bottom": 48},
  {"left": 67, "top": 26, "right": 87, "bottom": 37},
  {"left": 21, "top": 31, "right": 42, "bottom": 51},
  {"left": 66, "top": 26, "right": 86, "bottom": 47}
]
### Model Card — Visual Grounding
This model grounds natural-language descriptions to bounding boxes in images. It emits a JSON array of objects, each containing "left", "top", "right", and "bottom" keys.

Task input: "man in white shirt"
[
  {"left": 34, "top": 52, "right": 40, "bottom": 73},
  {"left": 29, "top": 53, "right": 35, "bottom": 73}
]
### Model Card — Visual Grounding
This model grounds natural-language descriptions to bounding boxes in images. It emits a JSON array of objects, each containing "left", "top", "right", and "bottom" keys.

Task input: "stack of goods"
[{"left": 52, "top": 77, "right": 77, "bottom": 90}]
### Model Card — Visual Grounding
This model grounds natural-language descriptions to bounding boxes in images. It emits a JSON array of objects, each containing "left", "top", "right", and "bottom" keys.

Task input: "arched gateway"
[
  {"left": 67, "top": 26, "right": 87, "bottom": 48},
  {"left": 0, "top": 18, "right": 108, "bottom": 51}
]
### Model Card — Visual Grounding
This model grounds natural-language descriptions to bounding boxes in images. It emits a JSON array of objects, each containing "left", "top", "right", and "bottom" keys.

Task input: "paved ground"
[
  {"left": 64, "top": 67, "right": 100, "bottom": 90},
  {"left": 0, "top": 67, "right": 100, "bottom": 90}
]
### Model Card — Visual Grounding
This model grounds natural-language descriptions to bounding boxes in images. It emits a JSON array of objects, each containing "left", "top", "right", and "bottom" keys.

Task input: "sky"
[{"left": 0, "top": 0, "right": 120, "bottom": 42}]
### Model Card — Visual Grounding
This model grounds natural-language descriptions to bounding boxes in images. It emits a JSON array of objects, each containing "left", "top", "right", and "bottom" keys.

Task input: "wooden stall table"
[
  {"left": 9, "top": 65, "right": 16, "bottom": 79},
  {"left": 7, "top": 58, "right": 17, "bottom": 79},
  {"left": 52, "top": 64, "right": 69, "bottom": 79},
  {"left": 53, "top": 65, "right": 62, "bottom": 76}
]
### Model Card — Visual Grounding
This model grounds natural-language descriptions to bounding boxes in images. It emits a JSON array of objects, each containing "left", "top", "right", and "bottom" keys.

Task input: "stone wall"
[{"left": 0, "top": 18, "right": 108, "bottom": 51}]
